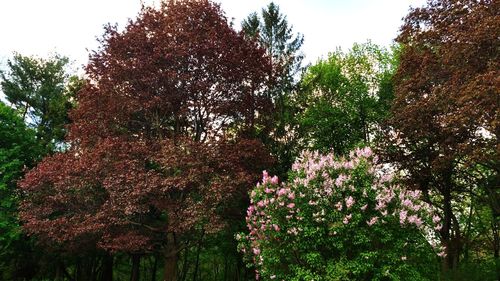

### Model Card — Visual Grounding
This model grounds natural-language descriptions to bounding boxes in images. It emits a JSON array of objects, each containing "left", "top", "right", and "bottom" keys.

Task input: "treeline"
[{"left": 0, "top": 0, "right": 497, "bottom": 280}]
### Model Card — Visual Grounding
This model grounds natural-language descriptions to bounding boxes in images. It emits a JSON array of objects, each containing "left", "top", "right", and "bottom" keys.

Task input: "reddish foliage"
[
  {"left": 382, "top": 0, "right": 498, "bottom": 270},
  {"left": 19, "top": 0, "right": 273, "bottom": 255}
]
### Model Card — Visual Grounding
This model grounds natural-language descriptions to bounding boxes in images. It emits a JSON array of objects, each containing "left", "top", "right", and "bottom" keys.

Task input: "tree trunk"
[
  {"left": 100, "top": 254, "right": 113, "bottom": 281},
  {"left": 76, "top": 257, "right": 93, "bottom": 281},
  {"left": 441, "top": 170, "right": 462, "bottom": 272},
  {"left": 192, "top": 231, "right": 204, "bottom": 281},
  {"left": 55, "top": 263, "right": 64, "bottom": 281},
  {"left": 441, "top": 177, "right": 453, "bottom": 272},
  {"left": 180, "top": 245, "right": 190, "bottom": 281},
  {"left": 151, "top": 255, "right": 158, "bottom": 281},
  {"left": 130, "top": 254, "right": 141, "bottom": 281},
  {"left": 492, "top": 214, "right": 500, "bottom": 281},
  {"left": 223, "top": 255, "right": 228, "bottom": 281},
  {"left": 163, "top": 233, "right": 179, "bottom": 281}
]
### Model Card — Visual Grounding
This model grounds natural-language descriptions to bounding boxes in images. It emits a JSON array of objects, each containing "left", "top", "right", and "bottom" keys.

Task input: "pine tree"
[{"left": 242, "top": 2, "right": 304, "bottom": 178}]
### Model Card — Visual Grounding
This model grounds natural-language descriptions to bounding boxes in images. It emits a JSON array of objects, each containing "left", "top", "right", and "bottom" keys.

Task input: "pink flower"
[
  {"left": 335, "top": 201, "right": 343, "bottom": 211},
  {"left": 407, "top": 215, "right": 422, "bottom": 227},
  {"left": 399, "top": 210, "right": 408, "bottom": 224},
  {"left": 345, "top": 196, "right": 355, "bottom": 209},
  {"left": 273, "top": 224, "right": 280, "bottom": 231},
  {"left": 414, "top": 217, "right": 423, "bottom": 227},
  {"left": 409, "top": 190, "right": 421, "bottom": 199},
  {"left": 277, "top": 188, "right": 287, "bottom": 196},
  {"left": 375, "top": 201, "right": 386, "bottom": 210},
  {"left": 253, "top": 247, "right": 260, "bottom": 255},
  {"left": 270, "top": 175, "right": 279, "bottom": 185},
  {"left": 360, "top": 204, "right": 368, "bottom": 211},
  {"left": 287, "top": 203, "right": 295, "bottom": 209},
  {"left": 257, "top": 201, "right": 265, "bottom": 208},
  {"left": 288, "top": 192, "right": 295, "bottom": 200},
  {"left": 324, "top": 188, "right": 333, "bottom": 196},
  {"left": 402, "top": 199, "right": 413, "bottom": 208},
  {"left": 367, "top": 216, "right": 378, "bottom": 226},
  {"left": 335, "top": 174, "right": 347, "bottom": 187},
  {"left": 362, "top": 147, "right": 372, "bottom": 157},
  {"left": 343, "top": 214, "right": 352, "bottom": 224},
  {"left": 288, "top": 227, "right": 298, "bottom": 235},
  {"left": 432, "top": 215, "right": 441, "bottom": 224},
  {"left": 343, "top": 161, "right": 354, "bottom": 169},
  {"left": 356, "top": 147, "right": 373, "bottom": 158},
  {"left": 265, "top": 187, "right": 273, "bottom": 194}
]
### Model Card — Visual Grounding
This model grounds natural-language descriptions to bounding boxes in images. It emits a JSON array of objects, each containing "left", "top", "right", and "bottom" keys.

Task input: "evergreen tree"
[
  {"left": 0, "top": 54, "right": 82, "bottom": 151},
  {"left": 242, "top": 2, "right": 304, "bottom": 178}
]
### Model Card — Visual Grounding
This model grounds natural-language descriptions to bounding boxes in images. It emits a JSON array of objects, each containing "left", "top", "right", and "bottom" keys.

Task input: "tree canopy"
[
  {"left": 0, "top": 54, "right": 80, "bottom": 151},
  {"left": 19, "top": 1, "right": 273, "bottom": 280},
  {"left": 382, "top": 0, "right": 499, "bottom": 272}
]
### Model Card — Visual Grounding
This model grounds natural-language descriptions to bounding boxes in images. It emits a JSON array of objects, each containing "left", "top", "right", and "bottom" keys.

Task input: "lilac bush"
[{"left": 238, "top": 147, "right": 443, "bottom": 280}]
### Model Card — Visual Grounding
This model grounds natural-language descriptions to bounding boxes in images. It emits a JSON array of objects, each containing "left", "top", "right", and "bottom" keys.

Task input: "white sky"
[{"left": 0, "top": 0, "right": 426, "bottom": 71}]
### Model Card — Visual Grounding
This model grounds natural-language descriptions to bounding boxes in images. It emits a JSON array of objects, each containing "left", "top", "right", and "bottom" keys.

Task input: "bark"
[
  {"left": 441, "top": 170, "right": 461, "bottom": 272},
  {"left": 151, "top": 255, "right": 158, "bottom": 281},
  {"left": 163, "top": 233, "right": 179, "bottom": 281},
  {"left": 55, "top": 263, "right": 64, "bottom": 281},
  {"left": 100, "top": 254, "right": 113, "bottom": 281},
  {"left": 492, "top": 215, "right": 500, "bottom": 281},
  {"left": 76, "top": 257, "right": 93, "bottom": 281},
  {"left": 179, "top": 245, "right": 190, "bottom": 281},
  {"left": 192, "top": 231, "right": 204, "bottom": 281},
  {"left": 130, "top": 254, "right": 141, "bottom": 281},
  {"left": 441, "top": 176, "right": 453, "bottom": 272}
]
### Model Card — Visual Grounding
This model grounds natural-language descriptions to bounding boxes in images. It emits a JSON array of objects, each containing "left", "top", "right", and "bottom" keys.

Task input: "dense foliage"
[
  {"left": 0, "top": 0, "right": 496, "bottom": 280},
  {"left": 238, "top": 147, "right": 442, "bottom": 280},
  {"left": 0, "top": 102, "right": 45, "bottom": 280},
  {"left": 242, "top": 2, "right": 305, "bottom": 178},
  {"left": 297, "top": 42, "right": 397, "bottom": 154},
  {"left": 19, "top": 0, "right": 273, "bottom": 280},
  {"left": 0, "top": 54, "right": 81, "bottom": 151},
  {"left": 381, "top": 0, "right": 499, "bottom": 276}
]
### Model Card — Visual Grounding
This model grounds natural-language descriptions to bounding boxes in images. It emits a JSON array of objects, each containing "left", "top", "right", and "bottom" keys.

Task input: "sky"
[{"left": 0, "top": 0, "right": 427, "bottom": 71}]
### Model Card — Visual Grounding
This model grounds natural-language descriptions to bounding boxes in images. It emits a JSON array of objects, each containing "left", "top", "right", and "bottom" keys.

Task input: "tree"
[
  {"left": 242, "top": 2, "right": 303, "bottom": 97},
  {"left": 242, "top": 2, "right": 304, "bottom": 178},
  {"left": 19, "top": 1, "right": 273, "bottom": 280},
  {"left": 382, "top": 0, "right": 499, "bottom": 274},
  {"left": 0, "top": 54, "right": 80, "bottom": 151},
  {"left": 0, "top": 101, "right": 44, "bottom": 280},
  {"left": 238, "top": 147, "right": 442, "bottom": 280},
  {"left": 297, "top": 42, "right": 398, "bottom": 155}
]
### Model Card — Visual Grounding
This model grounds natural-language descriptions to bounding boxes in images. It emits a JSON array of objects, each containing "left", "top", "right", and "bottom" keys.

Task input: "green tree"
[
  {"left": 242, "top": 2, "right": 304, "bottom": 178},
  {"left": 242, "top": 2, "right": 303, "bottom": 96},
  {"left": 0, "top": 101, "right": 44, "bottom": 280},
  {"left": 297, "top": 42, "right": 398, "bottom": 155},
  {"left": 0, "top": 54, "right": 80, "bottom": 151}
]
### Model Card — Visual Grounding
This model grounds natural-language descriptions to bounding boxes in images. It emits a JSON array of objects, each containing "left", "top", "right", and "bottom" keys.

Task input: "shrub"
[{"left": 238, "top": 147, "right": 443, "bottom": 280}]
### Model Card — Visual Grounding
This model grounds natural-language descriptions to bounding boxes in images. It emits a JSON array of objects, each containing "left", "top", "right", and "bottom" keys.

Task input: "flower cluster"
[{"left": 237, "top": 147, "right": 443, "bottom": 280}]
